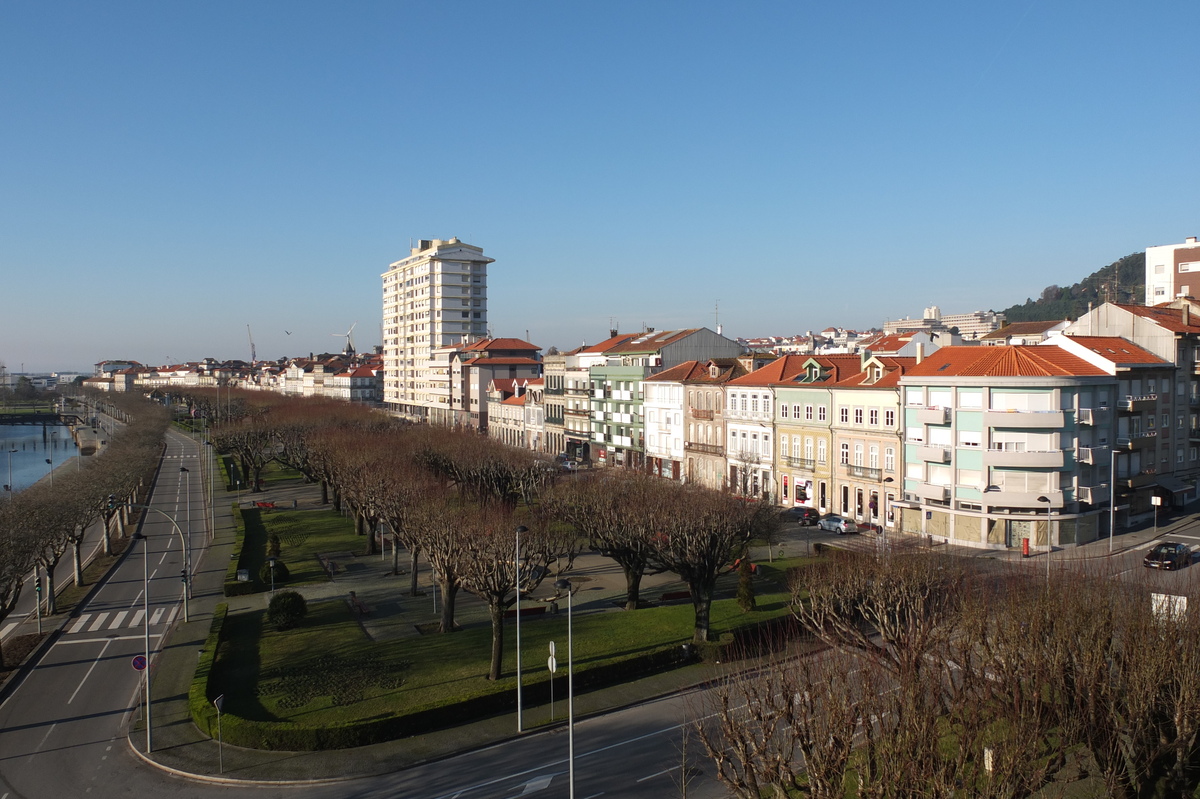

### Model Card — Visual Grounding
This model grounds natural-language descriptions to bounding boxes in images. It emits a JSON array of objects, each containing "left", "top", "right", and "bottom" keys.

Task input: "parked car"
[
  {"left": 1143, "top": 542, "right": 1192, "bottom": 570},
  {"left": 781, "top": 506, "right": 821, "bottom": 526},
  {"left": 817, "top": 514, "right": 859, "bottom": 534}
]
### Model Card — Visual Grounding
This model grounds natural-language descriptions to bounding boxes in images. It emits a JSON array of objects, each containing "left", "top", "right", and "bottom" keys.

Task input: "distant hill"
[{"left": 998, "top": 252, "right": 1146, "bottom": 323}]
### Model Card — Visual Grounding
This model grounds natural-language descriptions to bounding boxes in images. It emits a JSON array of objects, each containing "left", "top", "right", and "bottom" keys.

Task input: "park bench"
[
  {"left": 347, "top": 591, "right": 372, "bottom": 617},
  {"left": 254, "top": 501, "right": 277, "bottom": 510},
  {"left": 659, "top": 590, "right": 691, "bottom": 602},
  {"left": 503, "top": 604, "right": 547, "bottom": 620}
]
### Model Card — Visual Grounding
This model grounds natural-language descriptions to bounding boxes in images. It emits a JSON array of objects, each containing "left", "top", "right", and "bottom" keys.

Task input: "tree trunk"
[
  {"left": 321, "top": 481, "right": 329, "bottom": 505},
  {"left": 44, "top": 566, "right": 57, "bottom": 615},
  {"left": 621, "top": 562, "right": 643, "bottom": 611},
  {"left": 690, "top": 579, "right": 715, "bottom": 643},
  {"left": 390, "top": 534, "right": 402, "bottom": 576},
  {"left": 102, "top": 515, "right": 112, "bottom": 556},
  {"left": 72, "top": 540, "right": 83, "bottom": 587},
  {"left": 409, "top": 549, "right": 420, "bottom": 596},
  {"left": 488, "top": 601, "right": 505, "bottom": 681},
  {"left": 438, "top": 580, "right": 458, "bottom": 633},
  {"left": 363, "top": 519, "right": 377, "bottom": 556}
]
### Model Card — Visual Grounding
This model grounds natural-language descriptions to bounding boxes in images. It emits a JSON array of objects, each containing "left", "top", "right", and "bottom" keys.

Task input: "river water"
[{"left": 1, "top": 423, "right": 80, "bottom": 495}]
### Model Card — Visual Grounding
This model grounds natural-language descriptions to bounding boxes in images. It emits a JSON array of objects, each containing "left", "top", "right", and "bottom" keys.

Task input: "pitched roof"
[
  {"left": 727, "top": 355, "right": 810, "bottom": 387},
  {"left": 904, "top": 346, "right": 1106, "bottom": 378},
  {"left": 827, "top": 357, "right": 915, "bottom": 389},
  {"left": 462, "top": 337, "right": 540, "bottom": 352},
  {"left": 1116, "top": 303, "right": 1200, "bottom": 334},
  {"left": 979, "top": 320, "right": 1067, "bottom": 340},
  {"left": 578, "top": 333, "right": 638, "bottom": 354},
  {"left": 603, "top": 328, "right": 703, "bottom": 354},
  {"left": 1059, "top": 336, "right": 1169, "bottom": 365},
  {"left": 467, "top": 357, "right": 541, "bottom": 367}
]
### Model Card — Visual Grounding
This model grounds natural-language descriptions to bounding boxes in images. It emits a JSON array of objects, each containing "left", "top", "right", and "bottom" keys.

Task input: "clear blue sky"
[{"left": 2, "top": 1, "right": 1197, "bottom": 373}]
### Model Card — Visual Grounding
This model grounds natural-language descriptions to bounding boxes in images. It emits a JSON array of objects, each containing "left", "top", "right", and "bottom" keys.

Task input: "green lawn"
[{"left": 240, "top": 507, "right": 363, "bottom": 588}]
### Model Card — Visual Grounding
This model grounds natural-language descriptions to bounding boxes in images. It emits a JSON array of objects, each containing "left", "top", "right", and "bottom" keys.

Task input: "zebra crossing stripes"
[
  {"left": 66, "top": 607, "right": 174, "bottom": 634},
  {"left": 1, "top": 621, "right": 16, "bottom": 639}
]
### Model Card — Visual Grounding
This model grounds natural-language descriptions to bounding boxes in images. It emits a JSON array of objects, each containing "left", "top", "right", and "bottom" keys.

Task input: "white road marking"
[
  {"left": 2, "top": 622, "right": 19, "bottom": 638},
  {"left": 519, "top": 776, "right": 553, "bottom": 793},
  {"left": 68, "top": 639, "right": 112, "bottom": 704},
  {"left": 87, "top": 613, "right": 110, "bottom": 632},
  {"left": 166, "top": 606, "right": 179, "bottom": 626},
  {"left": 69, "top": 616, "right": 91, "bottom": 634},
  {"left": 28, "top": 723, "right": 56, "bottom": 762},
  {"left": 57, "top": 634, "right": 162, "bottom": 645},
  {"left": 150, "top": 608, "right": 165, "bottom": 625},
  {"left": 108, "top": 611, "right": 128, "bottom": 629},
  {"left": 130, "top": 609, "right": 146, "bottom": 626},
  {"left": 637, "top": 766, "right": 680, "bottom": 782}
]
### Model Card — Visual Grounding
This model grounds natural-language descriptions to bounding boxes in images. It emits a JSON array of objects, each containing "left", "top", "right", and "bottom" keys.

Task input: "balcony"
[
  {"left": 1077, "top": 445, "right": 1109, "bottom": 465},
  {"left": 1190, "top": 428, "right": 1200, "bottom": 442},
  {"left": 843, "top": 464, "right": 883, "bottom": 481},
  {"left": 691, "top": 408, "right": 714, "bottom": 420},
  {"left": 1120, "top": 468, "right": 1158, "bottom": 489},
  {"left": 1117, "top": 431, "right": 1157, "bottom": 449},
  {"left": 1190, "top": 394, "right": 1200, "bottom": 408},
  {"left": 983, "top": 409, "right": 1066, "bottom": 429},
  {"left": 983, "top": 448, "right": 1064, "bottom": 468},
  {"left": 564, "top": 407, "right": 590, "bottom": 418},
  {"left": 1077, "top": 408, "right": 1096, "bottom": 425},
  {"left": 913, "top": 406, "right": 950, "bottom": 425},
  {"left": 982, "top": 488, "right": 1065, "bottom": 509},
  {"left": 1119, "top": 395, "right": 1157, "bottom": 413},
  {"left": 916, "top": 444, "right": 949, "bottom": 463},
  {"left": 1077, "top": 484, "right": 1109, "bottom": 504},
  {"left": 911, "top": 482, "right": 950, "bottom": 502},
  {"left": 784, "top": 455, "right": 816, "bottom": 470},
  {"left": 685, "top": 441, "right": 724, "bottom": 456}
]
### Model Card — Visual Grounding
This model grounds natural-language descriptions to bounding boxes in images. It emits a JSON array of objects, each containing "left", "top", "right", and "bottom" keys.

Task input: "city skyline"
[{"left": 2, "top": 1, "right": 1197, "bottom": 373}]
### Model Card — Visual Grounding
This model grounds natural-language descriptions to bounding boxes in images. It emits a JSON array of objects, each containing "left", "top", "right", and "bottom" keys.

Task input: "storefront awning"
[{"left": 1156, "top": 476, "right": 1192, "bottom": 494}]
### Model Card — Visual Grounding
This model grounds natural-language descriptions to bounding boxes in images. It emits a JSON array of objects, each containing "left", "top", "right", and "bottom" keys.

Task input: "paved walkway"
[{"left": 16, "top": 451, "right": 1179, "bottom": 785}]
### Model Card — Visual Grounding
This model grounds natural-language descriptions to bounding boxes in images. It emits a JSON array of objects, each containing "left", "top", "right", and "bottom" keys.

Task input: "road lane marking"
[
  {"left": 108, "top": 611, "right": 128, "bottom": 629},
  {"left": 166, "top": 606, "right": 179, "bottom": 626},
  {"left": 637, "top": 766, "right": 680, "bottom": 782},
  {"left": 58, "top": 634, "right": 163, "bottom": 644},
  {"left": 29, "top": 722, "right": 57, "bottom": 762},
  {"left": 519, "top": 776, "right": 553, "bottom": 793},
  {"left": 150, "top": 608, "right": 165, "bottom": 625},
  {"left": 88, "top": 613, "right": 110, "bottom": 632},
  {"left": 68, "top": 639, "right": 112, "bottom": 704},
  {"left": 130, "top": 609, "right": 146, "bottom": 626},
  {"left": 69, "top": 616, "right": 91, "bottom": 634},
  {"left": 2, "top": 622, "right": 18, "bottom": 638}
]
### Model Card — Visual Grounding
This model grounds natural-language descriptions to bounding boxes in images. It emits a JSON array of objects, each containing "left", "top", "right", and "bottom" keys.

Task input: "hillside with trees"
[{"left": 998, "top": 252, "right": 1145, "bottom": 323}]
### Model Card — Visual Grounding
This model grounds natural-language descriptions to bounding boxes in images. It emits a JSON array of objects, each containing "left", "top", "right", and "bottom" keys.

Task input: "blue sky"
[{"left": 2, "top": 1, "right": 1197, "bottom": 373}]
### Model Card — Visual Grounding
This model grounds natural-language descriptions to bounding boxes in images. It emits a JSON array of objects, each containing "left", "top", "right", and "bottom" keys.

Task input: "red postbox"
[{"left": 1022, "top": 537, "right": 1030, "bottom": 557}]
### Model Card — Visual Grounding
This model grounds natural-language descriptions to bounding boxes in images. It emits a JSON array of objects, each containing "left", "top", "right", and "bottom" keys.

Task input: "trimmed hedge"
[
  {"left": 206, "top": 642, "right": 693, "bottom": 750},
  {"left": 223, "top": 505, "right": 267, "bottom": 596}
]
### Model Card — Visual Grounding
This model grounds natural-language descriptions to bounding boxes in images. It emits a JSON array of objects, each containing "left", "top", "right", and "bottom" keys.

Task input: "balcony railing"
[
  {"left": 1077, "top": 408, "right": 1096, "bottom": 425},
  {"left": 1077, "top": 445, "right": 1109, "bottom": 464},
  {"left": 1121, "top": 468, "right": 1158, "bottom": 489},
  {"left": 1077, "top": 484, "right": 1109, "bottom": 504},
  {"left": 983, "top": 448, "right": 1064, "bottom": 468},
  {"left": 911, "top": 482, "right": 950, "bottom": 502},
  {"left": 913, "top": 406, "right": 950, "bottom": 425},
  {"left": 690, "top": 408, "right": 714, "bottom": 420},
  {"left": 1190, "top": 428, "right": 1200, "bottom": 441},
  {"left": 983, "top": 409, "right": 1066, "bottom": 429},
  {"left": 1117, "top": 431, "right": 1157, "bottom": 449},
  {"left": 784, "top": 455, "right": 816, "bottom": 470},
  {"left": 1119, "top": 395, "right": 1157, "bottom": 413},
  {"left": 685, "top": 441, "right": 724, "bottom": 456},
  {"left": 844, "top": 464, "right": 883, "bottom": 481},
  {"left": 916, "top": 444, "right": 949, "bottom": 463}
]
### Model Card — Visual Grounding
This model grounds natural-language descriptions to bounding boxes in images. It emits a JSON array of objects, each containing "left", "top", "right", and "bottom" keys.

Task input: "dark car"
[
  {"left": 781, "top": 506, "right": 821, "bottom": 525},
  {"left": 1144, "top": 542, "right": 1192, "bottom": 570}
]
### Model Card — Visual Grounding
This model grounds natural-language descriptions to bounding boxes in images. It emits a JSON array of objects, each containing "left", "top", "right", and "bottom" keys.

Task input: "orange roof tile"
[
  {"left": 1118, "top": 303, "right": 1200, "bottom": 334},
  {"left": 1060, "top": 336, "right": 1169, "bottom": 365},
  {"left": 728, "top": 355, "right": 810, "bottom": 387},
  {"left": 904, "top": 346, "right": 1106, "bottom": 378}
]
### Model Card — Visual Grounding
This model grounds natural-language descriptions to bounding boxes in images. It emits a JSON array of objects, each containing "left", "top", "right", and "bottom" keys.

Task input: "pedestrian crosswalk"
[{"left": 66, "top": 606, "right": 178, "bottom": 635}]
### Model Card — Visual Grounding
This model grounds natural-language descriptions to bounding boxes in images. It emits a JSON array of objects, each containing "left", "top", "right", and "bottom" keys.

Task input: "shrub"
[
  {"left": 259, "top": 559, "right": 290, "bottom": 586},
  {"left": 267, "top": 533, "right": 282, "bottom": 558},
  {"left": 736, "top": 557, "right": 757, "bottom": 612},
  {"left": 267, "top": 590, "right": 307, "bottom": 631}
]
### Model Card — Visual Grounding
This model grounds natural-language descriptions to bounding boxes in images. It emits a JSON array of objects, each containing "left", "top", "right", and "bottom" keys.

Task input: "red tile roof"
[
  {"left": 904, "top": 346, "right": 1106, "bottom": 377},
  {"left": 468, "top": 357, "right": 541, "bottom": 366},
  {"left": 1060, "top": 336, "right": 1169, "bottom": 365},
  {"left": 462, "top": 337, "right": 541, "bottom": 352},
  {"left": 978, "top": 320, "right": 1067, "bottom": 340},
  {"left": 728, "top": 355, "right": 810, "bottom": 387},
  {"left": 579, "top": 333, "right": 638, "bottom": 354},
  {"left": 1117, "top": 303, "right": 1200, "bottom": 334}
]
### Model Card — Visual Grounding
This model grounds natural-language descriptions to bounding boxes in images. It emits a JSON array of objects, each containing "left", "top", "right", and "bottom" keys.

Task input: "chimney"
[
  {"left": 609, "top": 328, "right": 619, "bottom": 338},
  {"left": 915, "top": 343, "right": 925, "bottom": 364},
  {"left": 1185, "top": 305, "right": 1191, "bottom": 327}
]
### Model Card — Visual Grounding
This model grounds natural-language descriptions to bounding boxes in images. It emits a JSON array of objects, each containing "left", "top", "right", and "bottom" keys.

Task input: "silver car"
[{"left": 817, "top": 514, "right": 859, "bottom": 534}]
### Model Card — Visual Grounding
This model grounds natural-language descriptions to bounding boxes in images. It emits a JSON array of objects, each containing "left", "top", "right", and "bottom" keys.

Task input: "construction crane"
[{"left": 247, "top": 325, "right": 257, "bottom": 364}]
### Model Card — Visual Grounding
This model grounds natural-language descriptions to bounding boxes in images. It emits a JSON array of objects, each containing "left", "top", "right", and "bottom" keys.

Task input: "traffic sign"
[
  {"left": 548, "top": 655, "right": 557, "bottom": 673},
  {"left": 132, "top": 655, "right": 147, "bottom": 671},
  {"left": 549, "top": 641, "right": 556, "bottom": 657}
]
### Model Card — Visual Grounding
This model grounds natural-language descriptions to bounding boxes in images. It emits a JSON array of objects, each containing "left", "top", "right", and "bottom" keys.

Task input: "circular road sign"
[
  {"left": 132, "top": 655, "right": 147, "bottom": 671},
  {"left": 548, "top": 655, "right": 557, "bottom": 673}
]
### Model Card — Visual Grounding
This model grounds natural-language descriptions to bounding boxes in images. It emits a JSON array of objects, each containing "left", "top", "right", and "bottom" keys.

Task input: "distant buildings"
[
  {"left": 1144, "top": 236, "right": 1200, "bottom": 305},
  {"left": 884, "top": 306, "right": 1004, "bottom": 340}
]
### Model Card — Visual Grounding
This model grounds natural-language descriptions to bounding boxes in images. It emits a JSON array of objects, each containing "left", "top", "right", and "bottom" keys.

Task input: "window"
[
  {"left": 885, "top": 409, "right": 895, "bottom": 427},
  {"left": 740, "top": 395, "right": 747, "bottom": 412},
  {"left": 780, "top": 434, "right": 788, "bottom": 454},
  {"left": 818, "top": 406, "right": 827, "bottom": 421},
  {"left": 805, "top": 404, "right": 813, "bottom": 420},
  {"left": 869, "top": 445, "right": 879, "bottom": 468},
  {"left": 805, "top": 437, "right": 814, "bottom": 460},
  {"left": 729, "top": 394, "right": 736, "bottom": 411},
  {"left": 818, "top": 440, "right": 827, "bottom": 464},
  {"left": 958, "top": 430, "right": 982, "bottom": 447},
  {"left": 854, "top": 443, "right": 864, "bottom": 466},
  {"left": 885, "top": 446, "right": 895, "bottom": 472},
  {"left": 840, "top": 407, "right": 849, "bottom": 423},
  {"left": 869, "top": 408, "right": 879, "bottom": 425},
  {"left": 840, "top": 443, "right": 849, "bottom": 465},
  {"left": 906, "top": 462, "right": 924, "bottom": 480},
  {"left": 854, "top": 408, "right": 864, "bottom": 425},
  {"left": 906, "top": 425, "right": 924, "bottom": 443},
  {"left": 1179, "top": 447, "right": 1185, "bottom": 464},
  {"left": 779, "top": 403, "right": 789, "bottom": 419},
  {"left": 751, "top": 395, "right": 759, "bottom": 413}
]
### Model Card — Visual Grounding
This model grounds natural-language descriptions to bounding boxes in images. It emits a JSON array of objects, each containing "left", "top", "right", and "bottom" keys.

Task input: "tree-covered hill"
[{"left": 998, "top": 252, "right": 1145, "bottom": 323}]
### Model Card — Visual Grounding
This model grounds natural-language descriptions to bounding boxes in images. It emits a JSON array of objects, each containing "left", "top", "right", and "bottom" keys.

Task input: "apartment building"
[
  {"left": 895, "top": 341, "right": 1173, "bottom": 551},
  {"left": 382, "top": 238, "right": 493, "bottom": 421},
  {"left": 724, "top": 355, "right": 810, "bottom": 500},
  {"left": 1145, "top": 237, "right": 1200, "bottom": 306},
  {"left": 543, "top": 333, "right": 637, "bottom": 463},
  {"left": 449, "top": 338, "right": 542, "bottom": 433}
]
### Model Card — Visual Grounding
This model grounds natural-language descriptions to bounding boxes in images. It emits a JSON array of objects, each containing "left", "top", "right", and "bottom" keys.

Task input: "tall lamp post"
[
  {"left": 6, "top": 448, "right": 15, "bottom": 499},
  {"left": 514, "top": 525, "right": 528, "bottom": 733},
  {"left": 1109, "top": 446, "right": 1128, "bottom": 553},
  {"left": 133, "top": 531, "right": 152, "bottom": 753},
  {"left": 1037, "top": 495, "right": 1052, "bottom": 586},
  {"left": 180, "top": 467, "right": 192, "bottom": 598},
  {"left": 553, "top": 578, "right": 575, "bottom": 799},
  {"left": 129, "top": 504, "right": 190, "bottom": 622}
]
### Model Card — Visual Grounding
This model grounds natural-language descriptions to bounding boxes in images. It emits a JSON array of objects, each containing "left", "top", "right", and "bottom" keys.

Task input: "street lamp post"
[
  {"left": 46, "top": 431, "right": 55, "bottom": 488},
  {"left": 6, "top": 448, "right": 14, "bottom": 499},
  {"left": 1109, "top": 446, "right": 1127, "bottom": 554},
  {"left": 133, "top": 531, "right": 152, "bottom": 753},
  {"left": 514, "top": 525, "right": 528, "bottom": 733},
  {"left": 180, "top": 467, "right": 192, "bottom": 599},
  {"left": 1037, "top": 495, "right": 1052, "bottom": 586},
  {"left": 553, "top": 578, "right": 575, "bottom": 799},
  {"left": 129, "top": 504, "right": 190, "bottom": 622}
]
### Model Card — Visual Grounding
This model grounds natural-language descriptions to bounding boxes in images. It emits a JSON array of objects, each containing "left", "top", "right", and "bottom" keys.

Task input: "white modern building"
[
  {"left": 382, "top": 238, "right": 494, "bottom": 421},
  {"left": 1145, "top": 237, "right": 1200, "bottom": 306}
]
